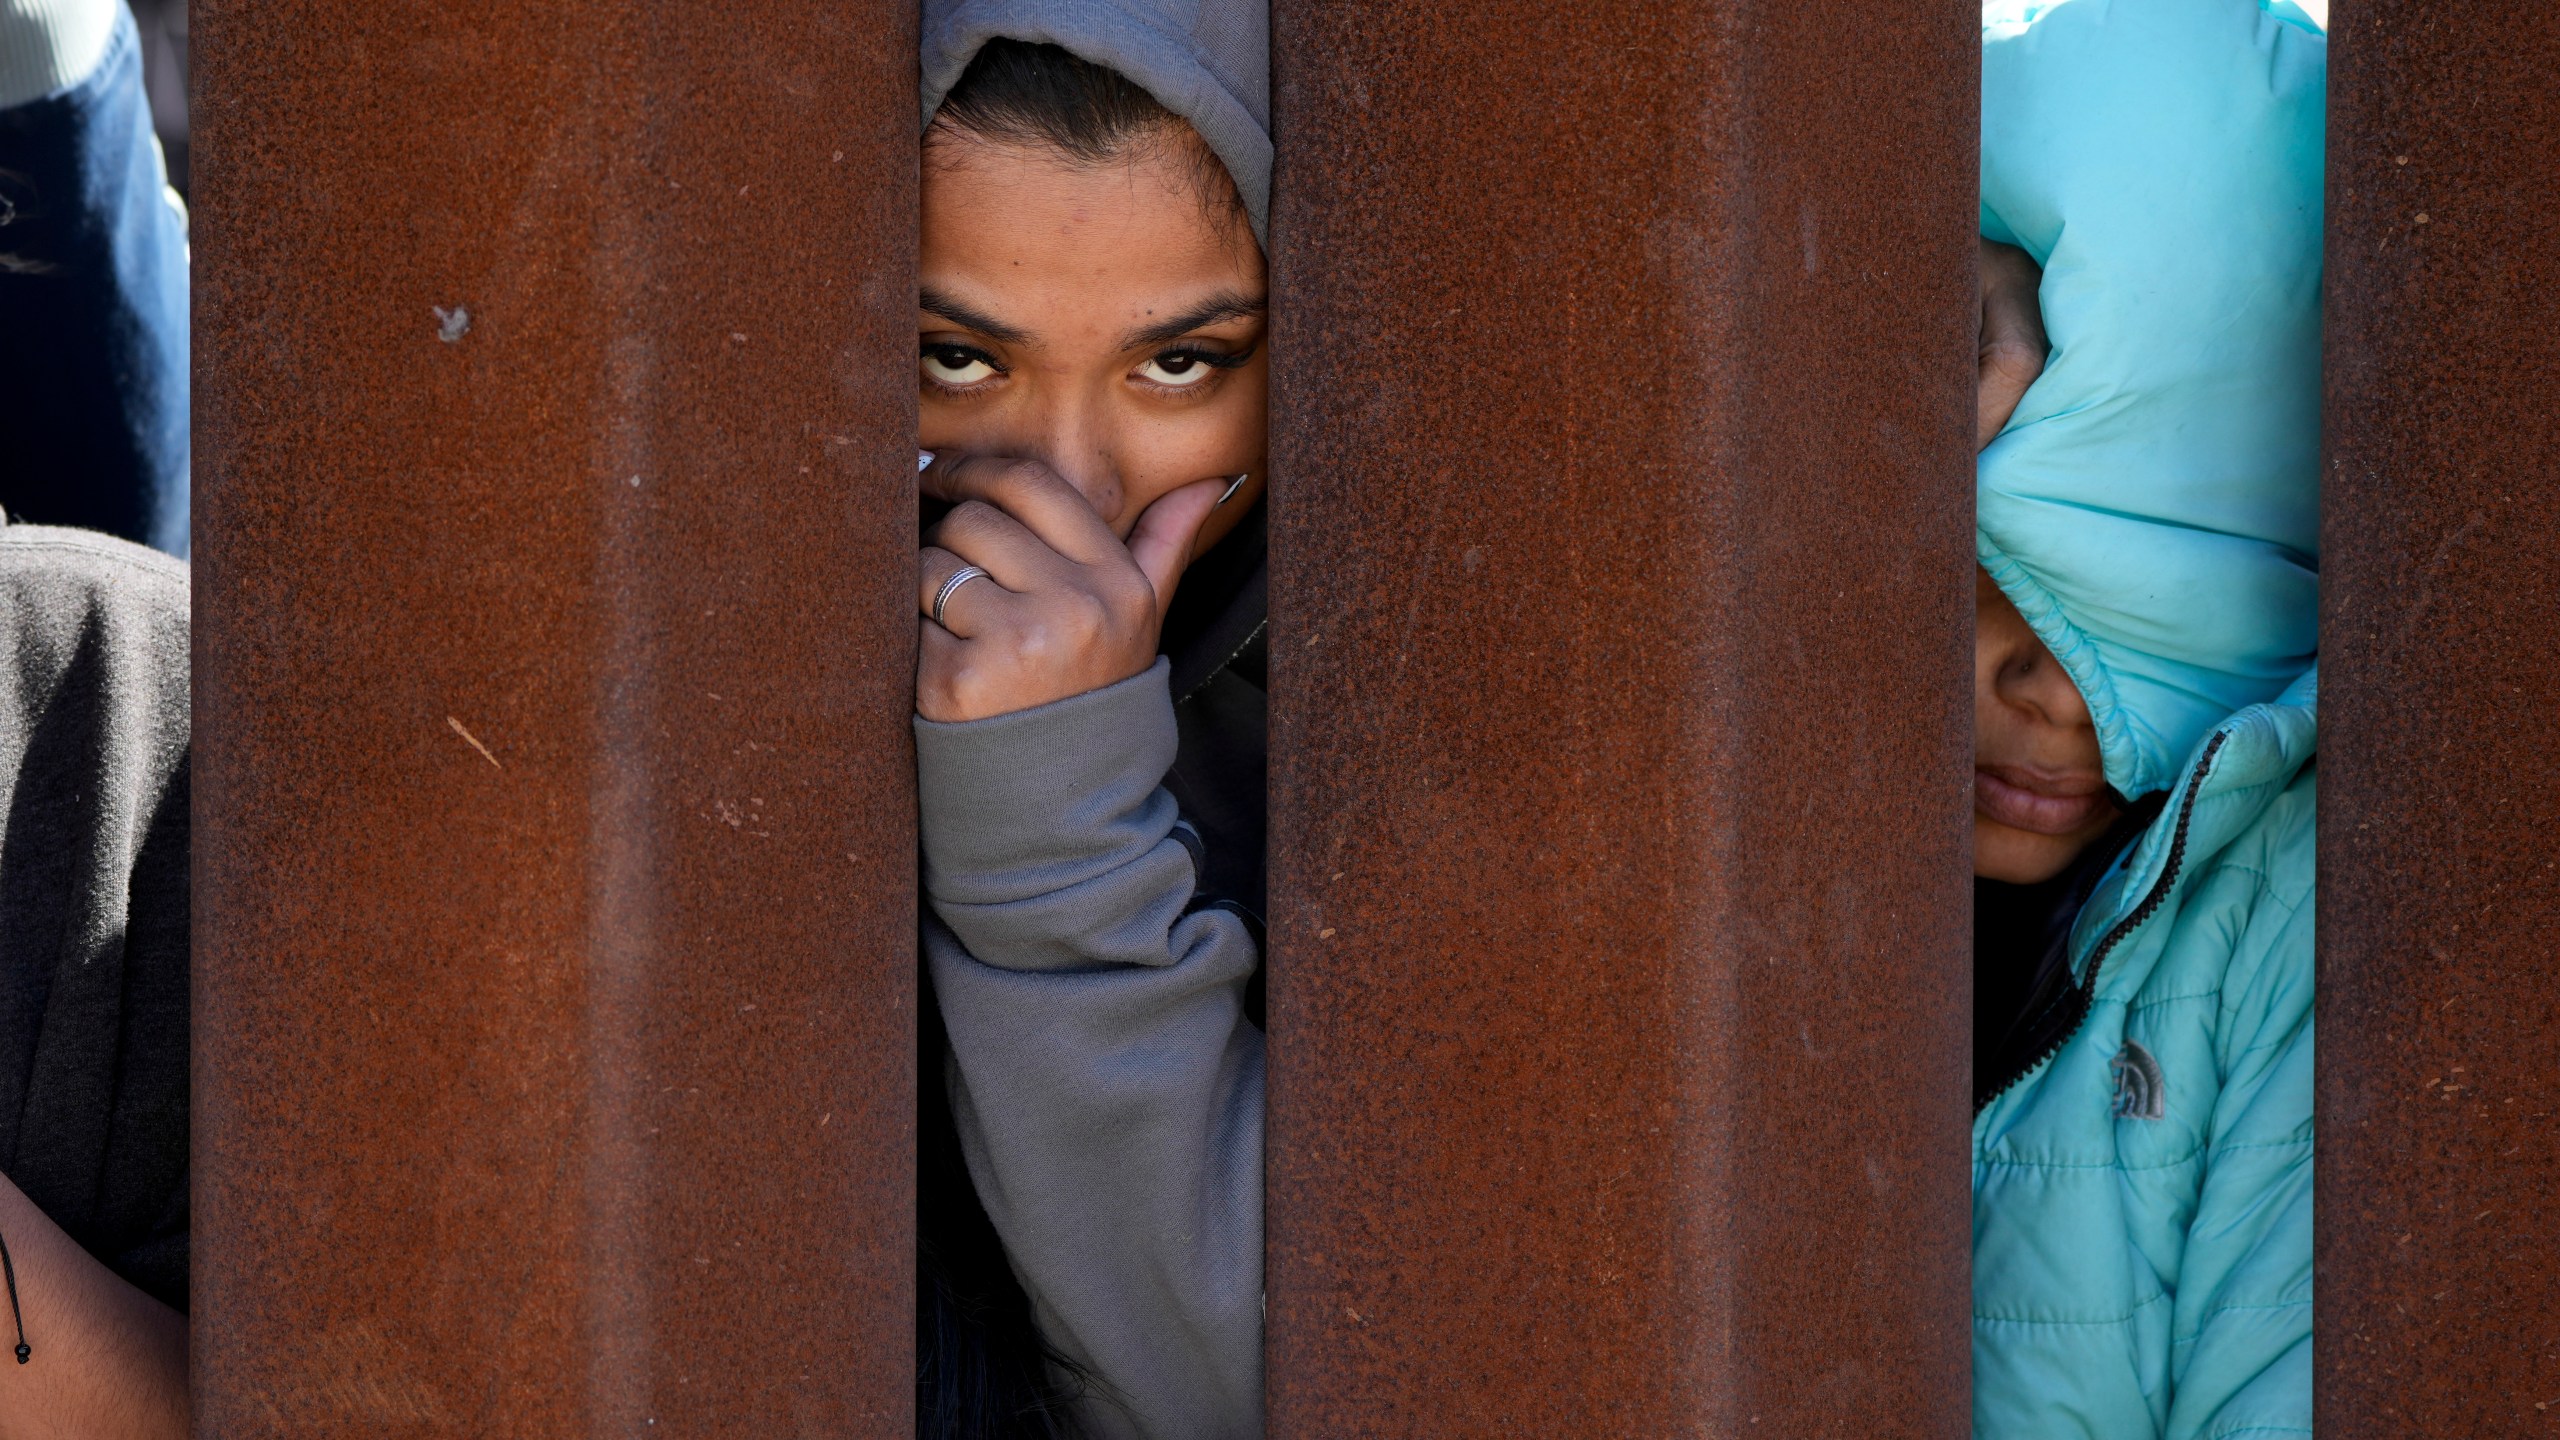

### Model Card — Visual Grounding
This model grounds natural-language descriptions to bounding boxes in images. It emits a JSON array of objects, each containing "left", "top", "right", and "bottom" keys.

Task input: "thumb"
[
  {"left": 1977, "top": 340, "right": 2043, "bottom": 452},
  {"left": 1976, "top": 240, "right": 2049, "bottom": 452},
  {"left": 1126, "top": 476, "right": 1229, "bottom": 624}
]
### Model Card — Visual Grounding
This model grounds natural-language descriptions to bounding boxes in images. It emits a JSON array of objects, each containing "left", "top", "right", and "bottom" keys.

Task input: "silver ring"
[{"left": 932, "top": 564, "right": 991, "bottom": 626}]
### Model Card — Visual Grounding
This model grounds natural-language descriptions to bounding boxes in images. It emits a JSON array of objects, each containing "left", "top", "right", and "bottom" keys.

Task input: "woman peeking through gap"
[
  {"left": 910, "top": 6, "right": 1269, "bottom": 1434},
  {"left": 905, "top": 0, "right": 2300, "bottom": 1436}
]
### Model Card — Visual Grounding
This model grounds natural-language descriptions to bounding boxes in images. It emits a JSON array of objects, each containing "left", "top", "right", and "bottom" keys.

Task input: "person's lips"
[{"left": 1975, "top": 764, "right": 2113, "bottom": 836}]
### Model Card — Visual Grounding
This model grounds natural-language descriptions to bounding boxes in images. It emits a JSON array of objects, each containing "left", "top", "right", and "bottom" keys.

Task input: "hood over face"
[
  {"left": 922, "top": 0, "right": 1272, "bottom": 242},
  {"left": 1978, "top": 0, "right": 2326, "bottom": 799}
]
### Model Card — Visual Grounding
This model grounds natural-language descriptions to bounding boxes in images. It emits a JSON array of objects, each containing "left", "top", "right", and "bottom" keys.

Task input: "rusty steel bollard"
[
  {"left": 191, "top": 2, "right": 920, "bottom": 1433},
  {"left": 1261, "top": 3, "right": 1980, "bottom": 1433},
  {"left": 2321, "top": 2, "right": 2560, "bottom": 1433}
]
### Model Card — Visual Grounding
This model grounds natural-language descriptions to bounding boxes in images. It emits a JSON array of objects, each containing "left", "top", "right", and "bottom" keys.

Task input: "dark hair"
[
  {"left": 928, "top": 40, "right": 1245, "bottom": 229},
  {"left": 918, "top": 968, "right": 1103, "bottom": 1439},
  {"left": 934, "top": 40, "right": 1182, "bottom": 161}
]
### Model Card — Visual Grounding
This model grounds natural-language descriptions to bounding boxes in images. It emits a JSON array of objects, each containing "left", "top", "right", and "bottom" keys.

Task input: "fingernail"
[
  {"left": 1215, "top": 473, "right": 1250, "bottom": 508},
  {"left": 918, "top": 449, "right": 935, "bottom": 472}
]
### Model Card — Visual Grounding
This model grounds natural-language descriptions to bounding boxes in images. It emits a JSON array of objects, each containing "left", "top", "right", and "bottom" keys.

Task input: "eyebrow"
[
  {"left": 918, "top": 286, "right": 1032, "bottom": 347},
  {"left": 1119, "top": 291, "right": 1268, "bottom": 350},
  {"left": 918, "top": 286, "right": 1269, "bottom": 352}
]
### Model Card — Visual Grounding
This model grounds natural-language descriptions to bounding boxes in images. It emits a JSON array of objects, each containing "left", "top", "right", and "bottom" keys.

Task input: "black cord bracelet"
[{"left": 0, "top": 1224, "right": 28, "bottom": 1363}]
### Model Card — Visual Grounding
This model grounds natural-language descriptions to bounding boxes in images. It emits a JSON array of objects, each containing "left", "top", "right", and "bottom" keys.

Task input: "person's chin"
[{"left": 1973, "top": 816, "right": 2085, "bottom": 885}]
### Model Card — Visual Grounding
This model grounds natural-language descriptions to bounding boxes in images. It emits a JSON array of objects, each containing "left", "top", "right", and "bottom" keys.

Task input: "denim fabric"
[{"left": 0, "top": 7, "right": 187, "bottom": 557}]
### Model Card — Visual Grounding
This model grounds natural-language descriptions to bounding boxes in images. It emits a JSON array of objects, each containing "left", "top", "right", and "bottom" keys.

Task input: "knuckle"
[
  {"left": 942, "top": 500, "right": 1001, "bottom": 541},
  {"left": 916, "top": 655, "right": 961, "bottom": 713},
  {"left": 1088, "top": 553, "right": 1142, "bottom": 598},
  {"left": 1105, "top": 568, "right": 1157, "bottom": 617},
  {"left": 919, "top": 675, "right": 957, "bottom": 715},
  {"left": 1009, "top": 623, "right": 1054, "bottom": 664},
  {"left": 993, "top": 458, "right": 1064, "bottom": 501},
  {"left": 1984, "top": 340, "right": 2045, "bottom": 381},
  {"left": 1009, "top": 592, "right": 1109, "bottom": 660},
  {"left": 1059, "top": 590, "right": 1114, "bottom": 644}
]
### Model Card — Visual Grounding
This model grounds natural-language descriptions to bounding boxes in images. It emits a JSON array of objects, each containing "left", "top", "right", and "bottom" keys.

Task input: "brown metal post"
[
  {"left": 191, "top": 3, "right": 917, "bottom": 1433},
  {"left": 1263, "top": 4, "right": 1978, "bottom": 1433},
  {"left": 2321, "top": 5, "right": 2560, "bottom": 1432}
]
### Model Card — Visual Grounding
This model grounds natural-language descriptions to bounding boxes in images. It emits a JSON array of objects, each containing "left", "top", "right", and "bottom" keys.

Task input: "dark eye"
[
  {"left": 1137, "top": 350, "right": 1220, "bottom": 388},
  {"left": 921, "top": 343, "right": 998, "bottom": 387}
]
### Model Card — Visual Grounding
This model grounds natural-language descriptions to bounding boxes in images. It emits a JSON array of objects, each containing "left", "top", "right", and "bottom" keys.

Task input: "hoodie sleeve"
[
  {"left": 918, "top": 658, "right": 1264, "bottom": 1440},
  {"left": 2164, "top": 864, "right": 2313, "bottom": 1440}
]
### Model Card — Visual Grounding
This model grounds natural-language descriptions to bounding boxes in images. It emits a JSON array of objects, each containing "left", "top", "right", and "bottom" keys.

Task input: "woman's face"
[
  {"left": 1975, "top": 567, "right": 2121, "bottom": 883},
  {"left": 918, "top": 129, "right": 1269, "bottom": 558}
]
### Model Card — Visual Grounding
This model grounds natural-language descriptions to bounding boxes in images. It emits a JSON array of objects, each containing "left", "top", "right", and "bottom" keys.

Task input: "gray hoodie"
[
  {"left": 920, "top": 507, "right": 1268, "bottom": 1439},
  {"left": 917, "top": 11, "right": 1272, "bottom": 1439},
  {"left": 922, "top": 0, "right": 1271, "bottom": 241}
]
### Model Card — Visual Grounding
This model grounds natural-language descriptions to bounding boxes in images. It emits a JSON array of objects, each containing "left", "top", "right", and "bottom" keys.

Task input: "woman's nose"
[
  {"left": 990, "top": 393, "right": 1130, "bottom": 526},
  {"left": 1013, "top": 415, "right": 1126, "bottom": 525},
  {"left": 1045, "top": 457, "right": 1125, "bottom": 527}
]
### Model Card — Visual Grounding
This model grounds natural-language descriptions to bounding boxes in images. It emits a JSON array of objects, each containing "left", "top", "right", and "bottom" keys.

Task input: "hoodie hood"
[
  {"left": 1978, "top": 0, "right": 2326, "bottom": 798},
  {"left": 922, "top": 0, "right": 1272, "bottom": 242}
]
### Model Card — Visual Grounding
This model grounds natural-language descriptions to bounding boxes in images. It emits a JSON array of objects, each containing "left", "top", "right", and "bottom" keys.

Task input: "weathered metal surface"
[
  {"left": 2320, "top": 4, "right": 2560, "bottom": 1432},
  {"left": 191, "top": 3, "right": 917, "bottom": 1433},
  {"left": 1264, "top": 4, "right": 1977, "bottom": 1432}
]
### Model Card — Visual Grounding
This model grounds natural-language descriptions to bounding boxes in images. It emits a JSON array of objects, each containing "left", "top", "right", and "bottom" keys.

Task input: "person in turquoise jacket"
[{"left": 1969, "top": 0, "right": 2322, "bottom": 1435}]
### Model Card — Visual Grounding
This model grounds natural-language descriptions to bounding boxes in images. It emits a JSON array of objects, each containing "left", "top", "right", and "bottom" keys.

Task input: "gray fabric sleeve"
[{"left": 918, "top": 658, "right": 1264, "bottom": 1440}]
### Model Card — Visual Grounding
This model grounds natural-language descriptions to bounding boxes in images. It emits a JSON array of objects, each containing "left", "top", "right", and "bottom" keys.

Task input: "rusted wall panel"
[
  {"left": 2320, "top": 4, "right": 2560, "bottom": 1433},
  {"left": 1264, "top": 3, "right": 1977, "bottom": 1433},
  {"left": 191, "top": 3, "right": 917, "bottom": 1433}
]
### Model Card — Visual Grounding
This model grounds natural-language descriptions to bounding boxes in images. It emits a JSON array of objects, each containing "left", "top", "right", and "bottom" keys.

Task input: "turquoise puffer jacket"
[
  {"left": 1973, "top": 672, "right": 2314, "bottom": 1439},
  {"left": 1973, "top": 0, "right": 2321, "bottom": 1435}
]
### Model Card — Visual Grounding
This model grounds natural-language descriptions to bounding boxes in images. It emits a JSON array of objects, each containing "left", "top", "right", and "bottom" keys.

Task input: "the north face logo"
[{"left": 2111, "top": 1039, "right": 2166, "bottom": 1120}]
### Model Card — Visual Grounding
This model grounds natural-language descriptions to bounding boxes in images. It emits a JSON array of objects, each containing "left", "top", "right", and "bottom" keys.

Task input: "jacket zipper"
[
  {"left": 1177, "top": 617, "right": 1267, "bottom": 706},
  {"left": 1973, "top": 730, "right": 2229, "bottom": 1116}
]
